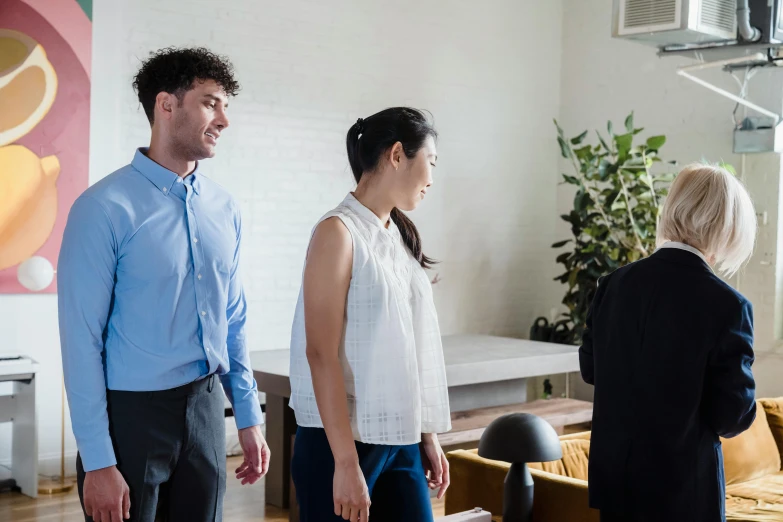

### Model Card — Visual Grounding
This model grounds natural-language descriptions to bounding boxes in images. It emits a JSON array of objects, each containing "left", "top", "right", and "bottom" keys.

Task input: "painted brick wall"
[{"left": 0, "top": 0, "right": 566, "bottom": 471}]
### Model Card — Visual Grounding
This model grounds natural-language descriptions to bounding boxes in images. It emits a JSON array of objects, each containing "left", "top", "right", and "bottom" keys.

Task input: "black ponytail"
[{"left": 345, "top": 107, "right": 437, "bottom": 269}]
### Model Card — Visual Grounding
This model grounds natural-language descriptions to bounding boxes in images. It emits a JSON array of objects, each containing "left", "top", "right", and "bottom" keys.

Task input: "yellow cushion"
[
  {"left": 725, "top": 495, "right": 783, "bottom": 522},
  {"left": 528, "top": 439, "right": 590, "bottom": 481},
  {"left": 722, "top": 405, "right": 782, "bottom": 486},
  {"left": 726, "top": 471, "right": 783, "bottom": 505},
  {"left": 760, "top": 398, "right": 783, "bottom": 462}
]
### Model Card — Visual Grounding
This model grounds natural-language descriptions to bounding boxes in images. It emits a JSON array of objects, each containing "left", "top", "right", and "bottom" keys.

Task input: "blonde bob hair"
[{"left": 656, "top": 163, "right": 757, "bottom": 277}]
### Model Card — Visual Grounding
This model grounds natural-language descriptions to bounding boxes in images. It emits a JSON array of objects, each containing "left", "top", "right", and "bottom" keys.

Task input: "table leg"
[
  {"left": 265, "top": 394, "right": 296, "bottom": 508},
  {"left": 12, "top": 377, "right": 37, "bottom": 498}
]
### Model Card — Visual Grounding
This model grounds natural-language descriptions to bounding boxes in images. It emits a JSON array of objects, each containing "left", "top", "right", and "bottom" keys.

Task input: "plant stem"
[{"left": 643, "top": 152, "right": 659, "bottom": 208}]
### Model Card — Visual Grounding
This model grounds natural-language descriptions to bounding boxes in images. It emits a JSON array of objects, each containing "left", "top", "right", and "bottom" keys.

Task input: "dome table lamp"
[{"left": 477, "top": 413, "right": 562, "bottom": 522}]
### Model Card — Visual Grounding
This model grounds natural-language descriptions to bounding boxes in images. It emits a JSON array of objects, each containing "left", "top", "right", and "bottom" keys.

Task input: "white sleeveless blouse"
[{"left": 289, "top": 193, "right": 452, "bottom": 444}]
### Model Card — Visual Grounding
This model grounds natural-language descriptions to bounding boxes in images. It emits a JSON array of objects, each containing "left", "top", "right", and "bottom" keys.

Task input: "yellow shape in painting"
[
  {"left": 0, "top": 145, "right": 60, "bottom": 271},
  {"left": 0, "top": 29, "right": 58, "bottom": 147}
]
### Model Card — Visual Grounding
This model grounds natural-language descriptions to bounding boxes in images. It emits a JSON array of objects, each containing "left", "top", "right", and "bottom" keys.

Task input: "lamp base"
[
  {"left": 504, "top": 462, "right": 534, "bottom": 522},
  {"left": 38, "top": 477, "right": 75, "bottom": 495}
]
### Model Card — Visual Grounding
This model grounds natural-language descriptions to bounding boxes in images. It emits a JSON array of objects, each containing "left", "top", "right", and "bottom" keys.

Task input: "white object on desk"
[
  {"left": 436, "top": 508, "right": 493, "bottom": 521},
  {"left": 0, "top": 356, "right": 39, "bottom": 497}
]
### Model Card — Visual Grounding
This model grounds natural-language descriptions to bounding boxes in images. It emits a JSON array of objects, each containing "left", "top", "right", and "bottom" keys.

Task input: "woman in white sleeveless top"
[{"left": 289, "top": 107, "right": 451, "bottom": 522}]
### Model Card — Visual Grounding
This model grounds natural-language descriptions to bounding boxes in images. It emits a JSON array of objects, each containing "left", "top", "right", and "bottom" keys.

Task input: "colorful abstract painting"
[{"left": 0, "top": 0, "right": 91, "bottom": 293}]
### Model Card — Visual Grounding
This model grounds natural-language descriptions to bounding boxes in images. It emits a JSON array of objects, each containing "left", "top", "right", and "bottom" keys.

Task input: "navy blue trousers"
[{"left": 291, "top": 427, "right": 434, "bottom": 522}]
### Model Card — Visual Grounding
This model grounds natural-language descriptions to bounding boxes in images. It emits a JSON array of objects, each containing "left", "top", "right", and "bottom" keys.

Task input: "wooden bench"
[{"left": 439, "top": 398, "right": 593, "bottom": 447}]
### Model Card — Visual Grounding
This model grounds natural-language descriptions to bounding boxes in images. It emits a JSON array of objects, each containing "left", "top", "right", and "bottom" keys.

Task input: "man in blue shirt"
[{"left": 58, "top": 47, "right": 269, "bottom": 522}]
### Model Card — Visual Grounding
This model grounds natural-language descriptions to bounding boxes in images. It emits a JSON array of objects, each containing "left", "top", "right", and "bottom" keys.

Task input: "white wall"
[
  {"left": 0, "top": 0, "right": 566, "bottom": 472},
  {"left": 556, "top": 0, "right": 783, "bottom": 401}
]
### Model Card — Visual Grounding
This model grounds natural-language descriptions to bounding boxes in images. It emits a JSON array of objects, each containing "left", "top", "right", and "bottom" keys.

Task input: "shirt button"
[
  {"left": 162, "top": 187, "right": 168, "bottom": 193},
  {"left": 201, "top": 311, "right": 207, "bottom": 317},
  {"left": 177, "top": 178, "right": 183, "bottom": 183},
  {"left": 193, "top": 237, "right": 199, "bottom": 243},
  {"left": 197, "top": 274, "right": 202, "bottom": 280}
]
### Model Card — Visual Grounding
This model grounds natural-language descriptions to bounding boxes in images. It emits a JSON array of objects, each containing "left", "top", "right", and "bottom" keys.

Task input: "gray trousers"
[{"left": 77, "top": 374, "right": 226, "bottom": 522}]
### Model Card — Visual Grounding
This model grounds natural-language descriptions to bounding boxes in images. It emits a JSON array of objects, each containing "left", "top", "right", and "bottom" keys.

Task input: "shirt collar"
[
  {"left": 658, "top": 241, "right": 711, "bottom": 266},
  {"left": 343, "top": 192, "right": 394, "bottom": 232},
  {"left": 131, "top": 148, "right": 202, "bottom": 196}
]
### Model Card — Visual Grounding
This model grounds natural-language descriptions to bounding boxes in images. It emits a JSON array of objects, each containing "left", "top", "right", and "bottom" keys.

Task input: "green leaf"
[
  {"left": 719, "top": 162, "right": 737, "bottom": 175},
  {"left": 607, "top": 120, "right": 614, "bottom": 136},
  {"left": 576, "top": 191, "right": 592, "bottom": 212},
  {"left": 615, "top": 133, "right": 633, "bottom": 162},
  {"left": 554, "top": 119, "right": 564, "bottom": 138},
  {"left": 646, "top": 135, "right": 666, "bottom": 150},
  {"left": 558, "top": 137, "right": 571, "bottom": 159},
  {"left": 598, "top": 159, "right": 612, "bottom": 180},
  {"left": 611, "top": 196, "right": 627, "bottom": 211},
  {"left": 562, "top": 175, "right": 580, "bottom": 185},
  {"left": 625, "top": 112, "right": 634, "bottom": 133},
  {"left": 624, "top": 156, "right": 646, "bottom": 168},
  {"left": 573, "top": 145, "right": 593, "bottom": 162},
  {"left": 596, "top": 131, "right": 611, "bottom": 153},
  {"left": 615, "top": 133, "right": 633, "bottom": 150},
  {"left": 568, "top": 268, "right": 579, "bottom": 289},
  {"left": 552, "top": 240, "right": 571, "bottom": 248},
  {"left": 571, "top": 130, "right": 589, "bottom": 145},
  {"left": 654, "top": 173, "right": 676, "bottom": 183},
  {"left": 633, "top": 128, "right": 645, "bottom": 135}
]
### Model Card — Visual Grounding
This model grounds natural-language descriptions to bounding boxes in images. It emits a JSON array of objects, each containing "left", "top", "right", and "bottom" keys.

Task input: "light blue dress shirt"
[{"left": 58, "top": 148, "right": 263, "bottom": 472}]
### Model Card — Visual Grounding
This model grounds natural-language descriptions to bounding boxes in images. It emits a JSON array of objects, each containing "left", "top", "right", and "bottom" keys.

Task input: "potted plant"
[{"left": 538, "top": 113, "right": 676, "bottom": 345}]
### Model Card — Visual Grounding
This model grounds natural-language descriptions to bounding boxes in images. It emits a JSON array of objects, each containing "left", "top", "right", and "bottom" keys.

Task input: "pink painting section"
[
  {"left": 0, "top": 0, "right": 91, "bottom": 294},
  {"left": 20, "top": 0, "right": 91, "bottom": 79}
]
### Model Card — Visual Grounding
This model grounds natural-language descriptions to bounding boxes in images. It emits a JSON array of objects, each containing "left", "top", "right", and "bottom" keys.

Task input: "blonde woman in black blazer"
[{"left": 580, "top": 164, "right": 758, "bottom": 522}]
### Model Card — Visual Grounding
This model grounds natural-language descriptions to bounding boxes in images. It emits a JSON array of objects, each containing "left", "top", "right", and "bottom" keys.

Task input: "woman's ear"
[{"left": 388, "top": 141, "right": 403, "bottom": 171}]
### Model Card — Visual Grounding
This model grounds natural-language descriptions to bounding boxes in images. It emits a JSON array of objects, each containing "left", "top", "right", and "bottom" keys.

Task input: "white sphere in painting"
[{"left": 17, "top": 256, "right": 55, "bottom": 292}]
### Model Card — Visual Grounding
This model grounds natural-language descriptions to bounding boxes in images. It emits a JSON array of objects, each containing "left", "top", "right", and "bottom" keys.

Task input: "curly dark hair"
[{"left": 132, "top": 47, "right": 240, "bottom": 124}]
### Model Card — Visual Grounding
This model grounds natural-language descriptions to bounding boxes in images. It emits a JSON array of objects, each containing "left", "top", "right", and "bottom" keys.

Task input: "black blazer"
[{"left": 580, "top": 247, "right": 756, "bottom": 522}]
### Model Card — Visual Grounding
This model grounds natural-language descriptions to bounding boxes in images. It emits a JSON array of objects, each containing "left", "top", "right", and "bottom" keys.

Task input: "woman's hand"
[
  {"left": 420, "top": 433, "right": 450, "bottom": 499},
  {"left": 333, "top": 459, "right": 371, "bottom": 522}
]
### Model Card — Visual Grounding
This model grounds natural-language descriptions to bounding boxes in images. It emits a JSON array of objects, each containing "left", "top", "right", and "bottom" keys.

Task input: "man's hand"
[
  {"left": 236, "top": 425, "right": 271, "bottom": 485},
  {"left": 83, "top": 465, "right": 130, "bottom": 521}
]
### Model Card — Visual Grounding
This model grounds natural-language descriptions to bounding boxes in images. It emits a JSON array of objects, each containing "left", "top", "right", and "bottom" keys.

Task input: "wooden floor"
[{"left": 0, "top": 456, "right": 445, "bottom": 521}]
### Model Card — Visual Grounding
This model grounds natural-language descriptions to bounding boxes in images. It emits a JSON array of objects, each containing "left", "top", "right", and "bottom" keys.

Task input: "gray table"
[
  {"left": 250, "top": 334, "right": 579, "bottom": 509},
  {"left": 0, "top": 356, "right": 38, "bottom": 498}
]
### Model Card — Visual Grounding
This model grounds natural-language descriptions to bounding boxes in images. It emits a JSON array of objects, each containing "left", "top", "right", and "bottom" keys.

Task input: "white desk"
[
  {"left": 0, "top": 356, "right": 38, "bottom": 498},
  {"left": 250, "top": 334, "right": 579, "bottom": 509}
]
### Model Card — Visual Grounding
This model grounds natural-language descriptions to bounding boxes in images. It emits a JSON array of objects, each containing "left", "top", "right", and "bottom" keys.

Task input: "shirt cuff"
[
  {"left": 79, "top": 434, "right": 117, "bottom": 472},
  {"left": 233, "top": 394, "right": 264, "bottom": 430}
]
